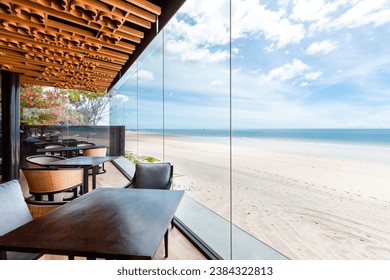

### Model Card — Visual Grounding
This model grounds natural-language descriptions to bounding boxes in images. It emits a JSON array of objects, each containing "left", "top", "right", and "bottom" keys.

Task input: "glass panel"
[
  {"left": 137, "top": 32, "right": 164, "bottom": 162},
  {"left": 231, "top": 0, "right": 390, "bottom": 259},
  {"left": 19, "top": 85, "right": 114, "bottom": 168},
  {"left": 164, "top": 0, "right": 232, "bottom": 259},
  {"left": 112, "top": 30, "right": 164, "bottom": 163},
  {"left": 110, "top": 65, "right": 138, "bottom": 158}
]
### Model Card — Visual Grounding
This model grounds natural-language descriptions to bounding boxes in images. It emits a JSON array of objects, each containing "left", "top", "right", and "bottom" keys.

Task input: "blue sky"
[{"left": 114, "top": 0, "right": 390, "bottom": 129}]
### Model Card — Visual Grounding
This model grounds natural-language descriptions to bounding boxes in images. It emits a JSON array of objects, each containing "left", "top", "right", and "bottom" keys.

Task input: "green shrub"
[{"left": 125, "top": 153, "right": 159, "bottom": 163}]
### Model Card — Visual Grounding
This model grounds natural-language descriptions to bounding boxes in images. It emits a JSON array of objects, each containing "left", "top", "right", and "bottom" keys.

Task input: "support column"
[{"left": 1, "top": 71, "right": 21, "bottom": 181}]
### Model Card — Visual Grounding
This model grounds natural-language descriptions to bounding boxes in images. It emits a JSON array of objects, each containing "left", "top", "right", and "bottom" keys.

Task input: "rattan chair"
[
  {"left": 76, "top": 142, "right": 96, "bottom": 155},
  {"left": 25, "top": 196, "right": 66, "bottom": 219},
  {"left": 22, "top": 168, "right": 83, "bottom": 201},
  {"left": 25, "top": 154, "right": 66, "bottom": 168},
  {"left": 43, "top": 143, "right": 66, "bottom": 156},
  {"left": 83, "top": 147, "right": 108, "bottom": 174}
]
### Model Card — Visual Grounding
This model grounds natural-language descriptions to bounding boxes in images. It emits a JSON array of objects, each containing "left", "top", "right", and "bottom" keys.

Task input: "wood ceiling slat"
[
  {"left": 0, "top": 29, "right": 128, "bottom": 64},
  {"left": 46, "top": 19, "right": 137, "bottom": 49},
  {"left": 76, "top": 0, "right": 153, "bottom": 29},
  {"left": 0, "top": 57, "right": 120, "bottom": 78},
  {"left": 0, "top": 0, "right": 162, "bottom": 92},
  {"left": 125, "top": 0, "right": 161, "bottom": 15},
  {"left": 96, "top": 47, "right": 130, "bottom": 60},
  {"left": 124, "top": 13, "right": 151, "bottom": 29},
  {"left": 114, "top": 25, "right": 144, "bottom": 39},
  {"left": 108, "top": 0, "right": 157, "bottom": 22}
]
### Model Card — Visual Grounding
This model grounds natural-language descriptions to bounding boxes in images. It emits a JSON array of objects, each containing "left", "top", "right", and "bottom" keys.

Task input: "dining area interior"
[{"left": 1, "top": 149, "right": 206, "bottom": 260}]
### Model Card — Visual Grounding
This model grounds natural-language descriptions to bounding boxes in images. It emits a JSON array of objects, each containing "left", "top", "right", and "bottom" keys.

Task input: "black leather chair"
[
  {"left": 131, "top": 162, "right": 173, "bottom": 190},
  {"left": 129, "top": 162, "right": 173, "bottom": 258},
  {"left": 0, "top": 180, "right": 42, "bottom": 260}
]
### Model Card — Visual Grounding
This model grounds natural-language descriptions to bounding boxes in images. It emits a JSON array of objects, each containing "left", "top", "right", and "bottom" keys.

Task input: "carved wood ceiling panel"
[{"left": 0, "top": 0, "right": 161, "bottom": 92}]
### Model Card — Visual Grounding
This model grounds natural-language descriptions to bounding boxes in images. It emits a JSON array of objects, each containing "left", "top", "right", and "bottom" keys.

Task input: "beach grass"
[{"left": 125, "top": 152, "right": 160, "bottom": 163}]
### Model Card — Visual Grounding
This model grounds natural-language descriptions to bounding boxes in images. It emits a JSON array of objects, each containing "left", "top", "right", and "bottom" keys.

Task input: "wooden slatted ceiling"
[{"left": 0, "top": 0, "right": 161, "bottom": 92}]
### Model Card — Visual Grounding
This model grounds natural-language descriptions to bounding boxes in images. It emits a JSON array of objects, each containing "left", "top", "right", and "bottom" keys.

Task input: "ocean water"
[{"left": 135, "top": 128, "right": 390, "bottom": 146}]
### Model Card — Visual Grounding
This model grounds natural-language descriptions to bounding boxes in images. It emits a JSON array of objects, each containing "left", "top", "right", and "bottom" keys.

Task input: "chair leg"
[
  {"left": 68, "top": 255, "right": 74, "bottom": 260},
  {"left": 73, "top": 188, "right": 78, "bottom": 198},
  {"left": 164, "top": 229, "right": 168, "bottom": 258}
]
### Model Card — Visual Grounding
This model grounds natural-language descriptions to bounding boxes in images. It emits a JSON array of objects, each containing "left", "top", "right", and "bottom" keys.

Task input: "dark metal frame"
[
  {"left": 172, "top": 217, "right": 223, "bottom": 260},
  {"left": 1, "top": 71, "right": 21, "bottom": 181}
]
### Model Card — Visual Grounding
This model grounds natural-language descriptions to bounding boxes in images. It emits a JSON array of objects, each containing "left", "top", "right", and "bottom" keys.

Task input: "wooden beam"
[
  {"left": 109, "top": 0, "right": 157, "bottom": 22},
  {"left": 125, "top": 0, "right": 161, "bottom": 15},
  {"left": 0, "top": 0, "right": 164, "bottom": 92}
]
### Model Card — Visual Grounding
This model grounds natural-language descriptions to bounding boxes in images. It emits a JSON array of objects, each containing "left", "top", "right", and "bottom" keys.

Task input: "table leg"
[
  {"left": 82, "top": 166, "right": 89, "bottom": 194},
  {"left": 92, "top": 165, "right": 98, "bottom": 190}
]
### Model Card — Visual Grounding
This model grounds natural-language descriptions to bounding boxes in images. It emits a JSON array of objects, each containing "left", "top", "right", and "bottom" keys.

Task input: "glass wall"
[
  {"left": 164, "top": 0, "right": 232, "bottom": 258},
  {"left": 230, "top": 0, "right": 390, "bottom": 260},
  {"left": 18, "top": 85, "right": 117, "bottom": 168},
  {"left": 112, "top": 0, "right": 390, "bottom": 260},
  {"left": 137, "top": 33, "right": 164, "bottom": 161}
]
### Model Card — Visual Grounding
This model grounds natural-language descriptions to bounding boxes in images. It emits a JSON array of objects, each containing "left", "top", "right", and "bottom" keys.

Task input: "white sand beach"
[{"left": 125, "top": 131, "right": 390, "bottom": 259}]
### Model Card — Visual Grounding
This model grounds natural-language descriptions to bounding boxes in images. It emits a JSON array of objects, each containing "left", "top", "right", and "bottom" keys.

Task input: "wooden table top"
[
  {"left": 47, "top": 156, "right": 118, "bottom": 167},
  {"left": 0, "top": 188, "right": 185, "bottom": 260},
  {"left": 36, "top": 144, "right": 107, "bottom": 154}
]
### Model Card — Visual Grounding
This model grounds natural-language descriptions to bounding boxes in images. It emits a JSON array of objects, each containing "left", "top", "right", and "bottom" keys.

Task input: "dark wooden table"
[
  {"left": 36, "top": 144, "right": 107, "bottom": 158},
  {"left": 0, "top": 188, "right": 185, "bottom": 260},
  {"left": 44, "top": 156, "right": 118, "bottom": 194}
]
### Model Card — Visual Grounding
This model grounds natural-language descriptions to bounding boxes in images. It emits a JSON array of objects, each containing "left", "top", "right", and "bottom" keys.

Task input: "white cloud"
[
  {"left": 332, "top": 0, "right": 390, "bottom": 29},
  {"left": 261, "top": 59, "right": 309, "bottom": 82},
  {"left": 260, "top": 59, "right": 322, "bottom": 86},
  {"left": 290, "top": 0, "right": 390, "bottom": 32},
  {"left": 210, "top": 79, "right": 225, "bottom": 88},
  {"left": 290, "top": 0, "right": 344, "bottom": 23},
  {"left": 115, "top": 94, "right": 129, "bottom": 102},
  {"left": 165, "top": 0, "right": 390, "bottom": 64},
  {"left": 165, "top": 5, "right": 230, "bottom": 64},
  {"left": 165, "top": 39, "right": 229, "bottom": 63},
  {"left": 166, "top": 0, "right": 307, "bottom": 63},
  {"left": 232, "top": 0, "right": 306, "bottom": 49},
  {"left": 131, "top": 70, "right": 154, "bottom": 84},
  {"left": 304, "top": 71, "right": 323, "bottom": 80},
  {"left": 305, "top": 40, "right": 338, "bottom": 55}
]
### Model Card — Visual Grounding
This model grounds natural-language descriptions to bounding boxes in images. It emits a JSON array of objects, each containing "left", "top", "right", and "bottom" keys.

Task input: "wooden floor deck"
[{"left": 17, "top": 162, "right": 206, "bottom": 260}]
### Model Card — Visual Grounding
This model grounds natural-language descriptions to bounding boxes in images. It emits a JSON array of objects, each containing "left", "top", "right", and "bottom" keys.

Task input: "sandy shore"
[{"left": 125, "top": 131, "right": 390, "bottom": 259}]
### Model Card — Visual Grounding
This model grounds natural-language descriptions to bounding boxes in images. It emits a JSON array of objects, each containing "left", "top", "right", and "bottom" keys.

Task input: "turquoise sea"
[{"left": 132, "top": 128, "right": 390, "bottom": 146}]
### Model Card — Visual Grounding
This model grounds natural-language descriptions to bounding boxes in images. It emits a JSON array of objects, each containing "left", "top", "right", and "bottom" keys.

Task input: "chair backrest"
[
  {"left": 26, "top": 154, "right": 66, "bottom": 168},
  {"left": 25, "top": 197, "right": 66, "bottom": 219},
  {"left": 83, "top": 147, "right": 107, "bottom": 156},
  {"left": 77, "top": 142, "right": 95, "bottom": 147},
  {"left": 60, "top": 139, "right": 77, "bottom": 145},
  {"left": 43, "top": 143, "right": 66, "bottom": 155},
  {"left": 0, "top": 180, "right": 33, "bottom": 236},
  {"left": 44, "top": 144, "right": 65, "bottom": 149},
  {"left": 22, "top": 168, "right": 83, "bottom": 194},
  {"left": 133, "top": 162, "right": 173, "bottom": 190}
]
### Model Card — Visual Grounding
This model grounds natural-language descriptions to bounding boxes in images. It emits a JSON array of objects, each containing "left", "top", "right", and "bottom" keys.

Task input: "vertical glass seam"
[
  {"left": 163, "top": 27, "right": 165, "bottom": 162},
  {"left": 136, "top": 60, "right": 139, "bottom": 154},
  {"left": 229, "top": 0, "right": 233, "bottom": 260}
]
